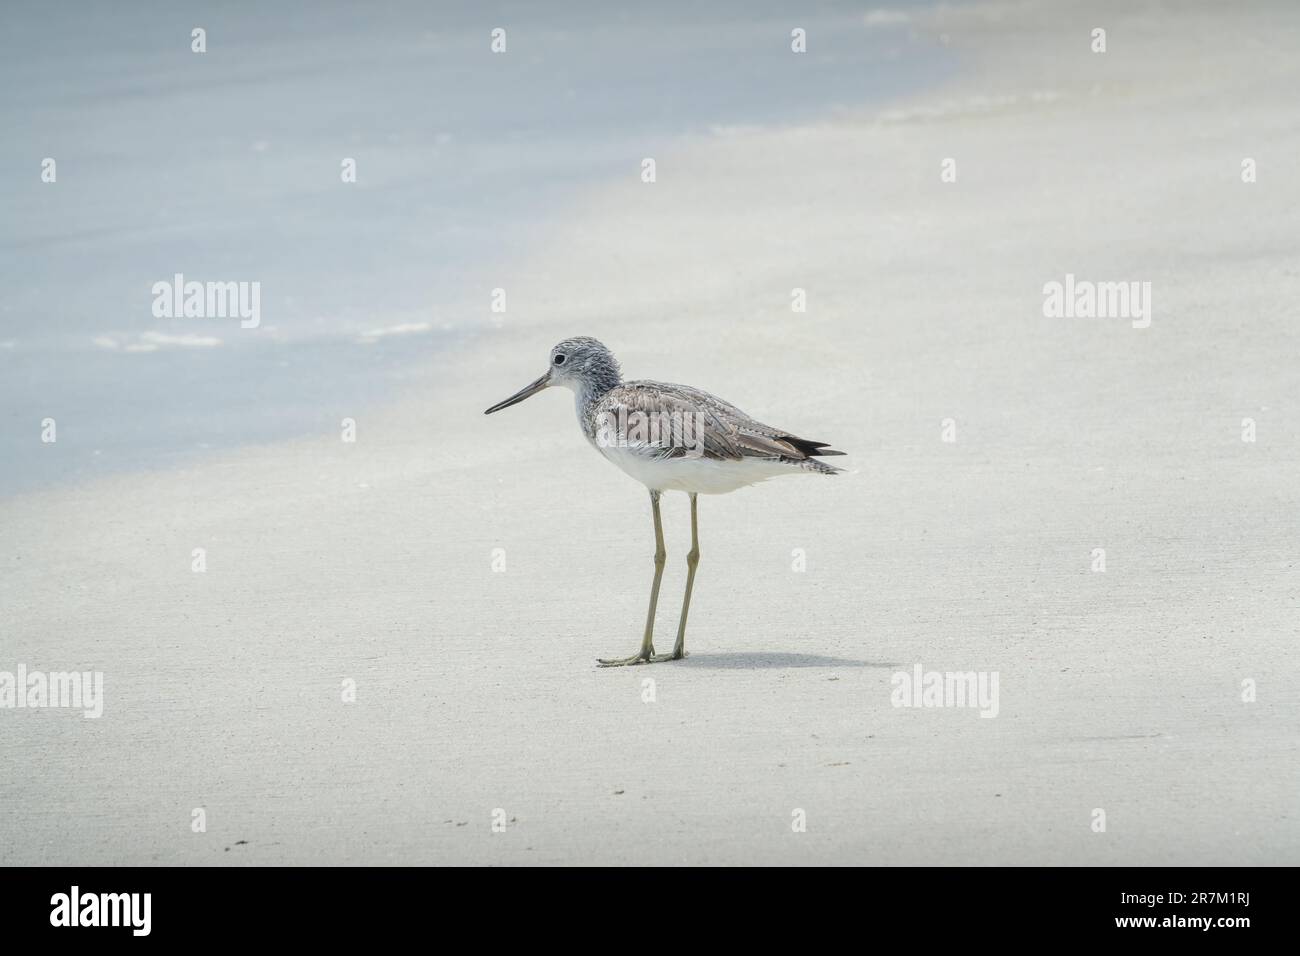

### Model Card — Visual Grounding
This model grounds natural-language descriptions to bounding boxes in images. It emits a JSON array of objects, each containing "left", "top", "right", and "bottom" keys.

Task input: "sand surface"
[{"left": 2, "top": 0, "right": 1298, "bottom": 865}]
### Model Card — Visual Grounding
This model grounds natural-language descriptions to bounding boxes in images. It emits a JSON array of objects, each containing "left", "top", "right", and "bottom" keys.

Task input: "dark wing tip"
[{"left": 779, "top": 436, "right": 846, "bottom": 458}]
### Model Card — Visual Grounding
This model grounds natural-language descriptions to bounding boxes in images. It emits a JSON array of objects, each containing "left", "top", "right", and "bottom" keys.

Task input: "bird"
[{"left": 484, "top": 336, "right": 844, "bottom": 666}]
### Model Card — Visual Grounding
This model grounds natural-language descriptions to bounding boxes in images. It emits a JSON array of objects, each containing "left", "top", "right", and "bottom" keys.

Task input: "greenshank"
[{"left": 484, "top": 337, "right": 844, "bottom": 666}]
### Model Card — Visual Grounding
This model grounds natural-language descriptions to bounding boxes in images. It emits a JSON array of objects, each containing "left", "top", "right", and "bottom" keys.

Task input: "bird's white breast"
[{"left": 594, "top": 444, "right": 794, "bottom": 495}]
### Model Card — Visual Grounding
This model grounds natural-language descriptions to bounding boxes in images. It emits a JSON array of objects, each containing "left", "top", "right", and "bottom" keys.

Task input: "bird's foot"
[
  {"left": 650, "top": 650, "right": 687, "bottom": 663},
  {"left": 597, "top": 650, "right": 655, "bottom": 667}
]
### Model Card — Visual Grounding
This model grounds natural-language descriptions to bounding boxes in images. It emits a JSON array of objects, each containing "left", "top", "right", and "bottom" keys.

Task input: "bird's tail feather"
[{"left": 797, "top": 457, "right": 845, "bottom": 476}]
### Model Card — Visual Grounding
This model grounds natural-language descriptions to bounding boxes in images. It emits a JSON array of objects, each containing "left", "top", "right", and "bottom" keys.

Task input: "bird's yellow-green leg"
[
  {"left": 654, "top": 492, "right": 697, "bottom": 662},
  {"left": 598, "top": 490, "right": 666, "bottom": 667}
]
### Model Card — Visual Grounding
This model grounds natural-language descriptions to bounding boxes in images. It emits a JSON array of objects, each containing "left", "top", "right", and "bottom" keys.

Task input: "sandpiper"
[{"left": 484, "top": 336, "right": 844, "bottom": 666}]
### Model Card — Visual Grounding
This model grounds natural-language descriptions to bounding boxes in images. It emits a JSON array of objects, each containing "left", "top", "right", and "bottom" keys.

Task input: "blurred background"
[{"left": 0, "top": 0, "right": 946, "bottom": 494}]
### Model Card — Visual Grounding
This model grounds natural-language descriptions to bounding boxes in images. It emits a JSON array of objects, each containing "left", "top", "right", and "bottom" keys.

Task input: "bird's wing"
[
  {"left": 614, "top": 382, "right": 843, "bottom": 461},
  {"left": 601, "top": 383, "right": 744, "bottom": 460}
]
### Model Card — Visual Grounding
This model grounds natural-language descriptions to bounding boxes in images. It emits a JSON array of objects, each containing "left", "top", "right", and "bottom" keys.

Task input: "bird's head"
[{"left": 484, "top": 336, "right": 622, "bottom": 414}]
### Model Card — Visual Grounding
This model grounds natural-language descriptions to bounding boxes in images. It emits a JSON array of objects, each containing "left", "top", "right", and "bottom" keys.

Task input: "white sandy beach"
[{"left": 2, "top": 0, "right": 1298, "bottom": 865}]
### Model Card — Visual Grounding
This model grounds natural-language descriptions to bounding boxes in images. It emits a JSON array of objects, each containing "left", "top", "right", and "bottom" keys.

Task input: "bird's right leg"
[{"left": 598, "top": 490, "right": 666, "bottom": 667}]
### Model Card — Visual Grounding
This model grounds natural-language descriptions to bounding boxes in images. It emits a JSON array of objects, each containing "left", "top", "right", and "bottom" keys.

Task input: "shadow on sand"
[{"left": 671, "top": 652, "right": 902, "bottom": 671}]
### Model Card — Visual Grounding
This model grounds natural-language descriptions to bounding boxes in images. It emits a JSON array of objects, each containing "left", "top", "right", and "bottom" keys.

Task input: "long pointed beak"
[{"left": 484, "top": 371, "right": 551, "bottom": 415}]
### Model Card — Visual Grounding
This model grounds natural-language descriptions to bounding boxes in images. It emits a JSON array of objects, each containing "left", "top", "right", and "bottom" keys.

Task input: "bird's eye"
[{"left": 553, "top": 354, "right": 566, "bottom": 366}]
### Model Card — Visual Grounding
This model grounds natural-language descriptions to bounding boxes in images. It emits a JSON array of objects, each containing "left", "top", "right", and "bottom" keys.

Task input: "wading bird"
[{"left": 484, "top": 337, "right": 844, "bottom": 666}]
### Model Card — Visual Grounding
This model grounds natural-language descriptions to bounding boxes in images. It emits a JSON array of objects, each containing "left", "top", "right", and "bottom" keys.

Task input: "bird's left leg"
[
  {"left": 598, "top": 489, "right": 666, "bottom": 667},
  {"left": 654, "top": 492, "right": 698, "bottom": 662}
]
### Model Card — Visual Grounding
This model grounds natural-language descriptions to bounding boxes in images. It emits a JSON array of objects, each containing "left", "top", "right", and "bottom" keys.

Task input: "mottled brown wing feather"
[
  {"left": 600, "top": 383, "right": 744, "bottom": 461},
  {"left": 610, "top": 381, "right": 842, "bottom": 463}
]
